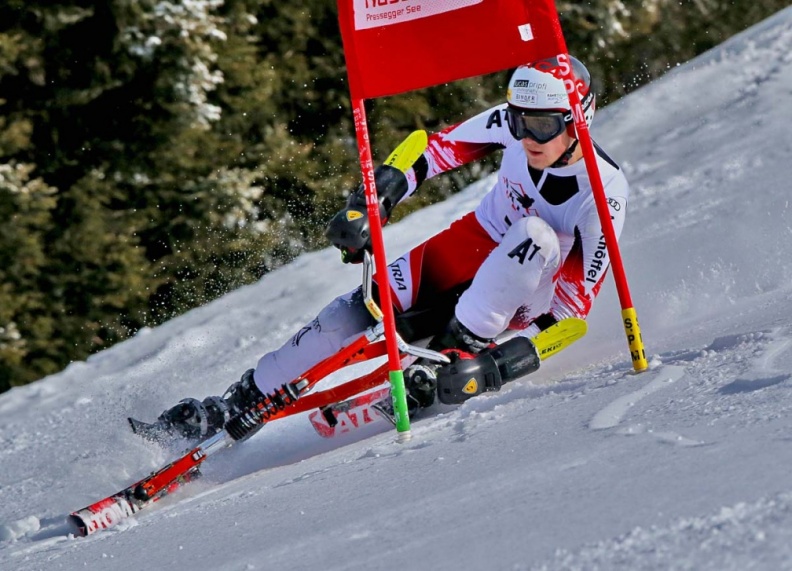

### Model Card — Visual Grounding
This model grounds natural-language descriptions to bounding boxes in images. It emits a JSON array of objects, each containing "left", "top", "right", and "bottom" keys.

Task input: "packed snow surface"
[{"left": 3, "top": 8, "right": 792, "bottom": 570}]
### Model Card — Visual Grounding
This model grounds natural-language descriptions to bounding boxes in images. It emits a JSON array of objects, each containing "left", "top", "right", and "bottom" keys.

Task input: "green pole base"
[{"left": 389, "top": 370, "right": 412, "bottom": 437}]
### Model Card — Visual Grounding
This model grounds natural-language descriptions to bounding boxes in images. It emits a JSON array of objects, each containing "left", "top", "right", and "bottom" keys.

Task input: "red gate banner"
[{"left": 337, "top": 0, "right": 565, "bottom": 99}]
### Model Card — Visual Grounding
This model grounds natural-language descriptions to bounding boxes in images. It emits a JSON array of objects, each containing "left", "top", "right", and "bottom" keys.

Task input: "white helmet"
[{"left": 506, "top": 55, "right": 595, "bottom": 143}]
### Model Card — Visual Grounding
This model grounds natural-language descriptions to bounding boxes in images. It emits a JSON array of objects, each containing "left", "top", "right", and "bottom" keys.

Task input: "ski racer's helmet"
[{"left": 506, "top": 55, "right": 595, "bottom": 144}]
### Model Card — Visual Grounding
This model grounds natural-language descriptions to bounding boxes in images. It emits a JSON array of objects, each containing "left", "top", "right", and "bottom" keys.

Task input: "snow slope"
[{"left": 3, "top": 8, "right": 792, "bottom": 570}]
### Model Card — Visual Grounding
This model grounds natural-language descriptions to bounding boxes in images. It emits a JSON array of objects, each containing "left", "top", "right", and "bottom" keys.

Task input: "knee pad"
[
  {"left": 455, "top": 218, "right": 560, "bottom": 340},
  {"left": 501, "top": 216, "right": 560, "bottom": 269}
]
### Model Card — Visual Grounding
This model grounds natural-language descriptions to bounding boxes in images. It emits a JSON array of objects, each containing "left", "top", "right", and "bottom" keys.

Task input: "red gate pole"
[
  {"left": 554, "top": 51, "right": 648, "bottom": 372},
  {"left": 351, "top": 98, "right": 412, "bottom": 439}
]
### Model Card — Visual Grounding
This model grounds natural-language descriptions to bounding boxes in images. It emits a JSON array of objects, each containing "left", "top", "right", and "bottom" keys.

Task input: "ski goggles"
[{"left": 506, "top": 106, "right": 570, "bottom": 144}]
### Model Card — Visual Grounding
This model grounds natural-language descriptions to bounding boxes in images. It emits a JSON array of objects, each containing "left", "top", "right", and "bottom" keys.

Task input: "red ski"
[
  {"left": 69, "top": 352, "right": 400, "bottom": 536},
  {"left": 309, "top": 386, "right": 391, "bottom": 438},
  {"left": 69, "top": 447, "right": 208, "bottom": 536}
]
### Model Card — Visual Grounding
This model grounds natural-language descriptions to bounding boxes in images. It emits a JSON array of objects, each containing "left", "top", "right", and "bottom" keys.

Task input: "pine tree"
[{"left": 0, "top": 162, "right": 57, "bottom": 391}]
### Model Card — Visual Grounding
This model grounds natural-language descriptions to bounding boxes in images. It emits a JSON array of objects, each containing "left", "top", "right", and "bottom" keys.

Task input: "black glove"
[
  {"left": 325, "top": 165, "right": 409, "bottom": 264},
  {"left": 324, "top": 206, "right": 374, "bottom": 264}
]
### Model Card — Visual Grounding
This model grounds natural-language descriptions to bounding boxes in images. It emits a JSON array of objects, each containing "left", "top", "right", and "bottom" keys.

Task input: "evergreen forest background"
[{"left": 0, "top": 0, "right": 785, "bottom": 392}]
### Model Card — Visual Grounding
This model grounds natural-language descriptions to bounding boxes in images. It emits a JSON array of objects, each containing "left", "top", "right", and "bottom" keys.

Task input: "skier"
[{"left": 136, "top": 55, "right": 629, "bottom": 443}]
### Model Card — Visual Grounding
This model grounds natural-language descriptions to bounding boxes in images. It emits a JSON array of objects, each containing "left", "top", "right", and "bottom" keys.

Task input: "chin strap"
[{"left": 550, "top": 139, "right": 579, "bottom": 168}]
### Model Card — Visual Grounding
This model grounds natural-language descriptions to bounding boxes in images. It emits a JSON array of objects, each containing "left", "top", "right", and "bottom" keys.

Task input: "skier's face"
[{"left": 520, "top": 130, "right": 579, "bottom": 170}]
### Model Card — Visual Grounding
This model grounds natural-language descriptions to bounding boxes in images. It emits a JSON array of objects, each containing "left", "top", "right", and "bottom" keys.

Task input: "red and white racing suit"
[{"left": 253, "top": 104, "right": 629, "bottom": 393}]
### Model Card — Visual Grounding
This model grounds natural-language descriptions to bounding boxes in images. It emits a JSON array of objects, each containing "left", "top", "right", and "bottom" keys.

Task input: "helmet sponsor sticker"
[
  {"left": 346, "top": 210, "right": 364, "bottom": 221},
  {"left": 511, "top": 92, "right": 538, "bottom": 106},
  {"left": 512, "top": 80, "right": 548, "bottom": 90},
  {"left": 354, "top": 0, "right": 483, "bottom": 31},
  {"left": 546, "top": 92, "right": 568, "bottom": 105}
]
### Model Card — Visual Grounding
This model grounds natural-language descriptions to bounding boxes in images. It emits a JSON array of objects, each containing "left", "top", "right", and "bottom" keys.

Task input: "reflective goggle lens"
[{"left": 507, "top": 108, "right": 567, "bottom": 143}]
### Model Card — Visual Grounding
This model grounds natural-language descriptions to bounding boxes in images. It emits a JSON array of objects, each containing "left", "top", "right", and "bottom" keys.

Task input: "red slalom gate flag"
[{"left": 337, "top": 0, "right": 566, "bottom": 99}]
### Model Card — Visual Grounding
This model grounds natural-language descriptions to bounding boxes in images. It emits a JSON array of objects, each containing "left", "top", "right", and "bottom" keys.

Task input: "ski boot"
[
  {"left": 373, "top": 316, "right": 494, "bottom": 422},
  {"left": 129, "top": 369, "right": 266, "bottom": 444}
]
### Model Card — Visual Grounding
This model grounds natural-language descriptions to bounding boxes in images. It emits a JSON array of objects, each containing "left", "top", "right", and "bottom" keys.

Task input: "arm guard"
[
  {"left": 325, "top": 130, "right": 429, "bottom": 263},
  {"left": 324, "top": 164, "right": 408, "bottom": 263}
]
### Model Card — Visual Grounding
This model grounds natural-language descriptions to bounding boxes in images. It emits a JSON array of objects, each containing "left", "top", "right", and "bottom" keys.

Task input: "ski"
[
  {"left": 309, "top": 386, "right": 391, "bottom": 438},
  {"left": 69, "top": 431, "right": 230, "bottom": 536},
  {"left": 532, "top": 316, "right": 588, "bottom": 360},
  {"left": 69, "top": 469, "right": 201, "bottom": 537},
  {"left": 72, "top": 355, "right": 405, "bottom": 536}
]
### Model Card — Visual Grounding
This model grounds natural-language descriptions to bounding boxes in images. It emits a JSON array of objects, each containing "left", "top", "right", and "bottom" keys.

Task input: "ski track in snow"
[{"left": 589, "top": 365, "right": 686, "bottom": 431}]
